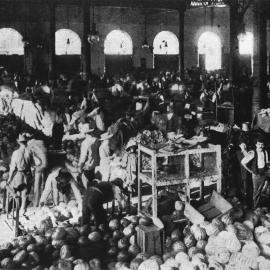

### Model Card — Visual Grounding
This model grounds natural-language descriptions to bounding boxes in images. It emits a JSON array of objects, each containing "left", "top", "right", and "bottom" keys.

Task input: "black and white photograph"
[{"left": 0, "top": 0, "right": 269, "bottom": 269}]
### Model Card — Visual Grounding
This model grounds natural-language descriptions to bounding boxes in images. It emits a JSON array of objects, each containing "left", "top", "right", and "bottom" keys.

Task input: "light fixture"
[
  {"left": 142, "top": 14, "right": 150, "bottom": 49},
  {"left": 88, "top": 5, "right": 100, "bottom": 45}
]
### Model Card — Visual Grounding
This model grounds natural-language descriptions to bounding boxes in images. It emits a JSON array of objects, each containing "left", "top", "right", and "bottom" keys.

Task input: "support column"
[
  {"left": 48, "top": 0, "right": 56, "bottom": 79},
  {"left": 81, "top": 0, "right": 91, "bottom": 79},
  {"left": 178, "top": 3, "right": 185, "bottom": 80},
  {"left": 252, "top": 0, "right": 267, "bottom": 114},
  {"left": 229, "top": 1, "right": 239, "bottom": 84}
]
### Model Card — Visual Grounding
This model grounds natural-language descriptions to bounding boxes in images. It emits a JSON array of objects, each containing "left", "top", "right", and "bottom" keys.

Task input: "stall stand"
[{"left": 137, "top": 143, "right": 222, "bottom": 219}]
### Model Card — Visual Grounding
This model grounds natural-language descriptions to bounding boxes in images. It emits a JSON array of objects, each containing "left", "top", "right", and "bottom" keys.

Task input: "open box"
[{"left": 184, "top": 191, "right": 233, "bottom": 224}]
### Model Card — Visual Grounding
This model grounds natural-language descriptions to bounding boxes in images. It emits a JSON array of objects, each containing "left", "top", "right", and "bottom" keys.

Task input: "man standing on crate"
[{"left": 241, "top": 136, "right": 270, "bottom": 208}]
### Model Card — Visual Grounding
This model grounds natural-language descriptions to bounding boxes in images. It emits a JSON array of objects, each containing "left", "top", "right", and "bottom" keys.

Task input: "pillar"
[
  {"left": 252, "top": 0, "right": 267, "bottom": 114},
  {"left": 81, "top": 0, "right": 91, "bottom": 79},
  {"left": 178, "top": 3, "right": 185, "bottom": 80},
  {"left": 48, "top": 0, "right": 56, "bottom": 79},
  {"left": 229, "top": 1, "right": 239, "bottom": 84}
]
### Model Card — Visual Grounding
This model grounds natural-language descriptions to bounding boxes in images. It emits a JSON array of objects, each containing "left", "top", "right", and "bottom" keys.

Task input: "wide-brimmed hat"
[
  {"left": 80, "top": 122, "right": 95, "bottom": 134},
  {"left": 100, "top": 131, "right": 114, "bottom": 141},
  {"left": 17, "top": 134, "right": 27, "bottom": 142}
]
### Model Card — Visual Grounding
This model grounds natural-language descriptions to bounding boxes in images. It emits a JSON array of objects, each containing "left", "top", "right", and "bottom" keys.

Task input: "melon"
[
  {"left": 109, "top": 219, "right": 120, "bottom": 231},
  {"left": 88, "top": 232, "right": 102, "bottom": 242}
]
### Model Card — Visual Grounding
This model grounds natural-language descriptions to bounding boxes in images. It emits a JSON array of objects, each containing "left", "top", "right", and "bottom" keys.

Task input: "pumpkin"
[
  {"left": 28, "top": 251, "right": 40, "bottom": 266},
  {"left": 184, "top": 234, "right": 196, "bottom": 249},
  {"left": 230, "top": 206, "right": 244, "bottom": 220},
  {"left": 138, "top": 259, "right": 159, "bottom": 270},
  {"left": 109, "top": 219, "right": 120, "bottom": 231},
  {"left": 121, "top": 218, "right": 131, "bottom": 228},
  {"left": 212, "top": 218, "right": 225, "bottom": 231},
  {"left": 128, "top": 244, "right": 141, "bottom": 257},
  {"left": 214, "top": 247, "right": 231, "bottom": 264},
  {"left": 79, "top": 225, "right": 91, "bottom": 237},
  {"left": 117, "top": 250, "right": 130, "bottom": 262},
  {"left": 39, "top": 217, "right": 53, "bottom": 234},
  {"left": 242, "top": 241, "right": 260, "bottom": 259},
  {"left": 136, "top": 253, "right": 150, "bottom": 261},
  {"left": 192, "top": 226, "right": 207, "bottom": 241},
  {"left": 1, "top": 258, "right": 13, "bottom": 268},
  {"left": 226, "top": 224, "right": 238, "bottom": 235},
  {"left": 149, "top": 255, "right": 163, "bottom": 266},
  {"left": 57, "top": 259, "right": 73, "bottom": 270},
  {"left": 52, "top": 239, "right": 66, "bottom": 248},
  {"left": 45, "top": 228, "right": 55, "bottom": 240},
  {"left": 234, "top": 222, "right": 253, "bottom": 241},
  {"left": 118, "top": 237, "right": 130, "bottom": 250},
  {"left": 77, "top": 236, "right": 90, "bottom": 247},
  {"left": 34, "top": 235, "right": 48, "bottom": 245},
  {"left": 179, "top": 261, "right": 196, "bottom": 270},
  {"left": 74, "top": 261, "right": 90, "bottom": 270},
  {"left": 123, "top": 225, "right": 135, "bottom": 237},
  {"left": 89, "top": 258, "right": 101, "bottom": 270},
  {"left": 221, "top": 213, "right": 233, "bottom": 225},
  {"left": 113, "top": 230, "right": 124, "bottom": 241},
  {"left": 13, "top": 249, "right": 28, "bottom": 264},
  {"left": 172, "top": 241, "right": 186, "bottom": 253},
  {"left": 88, "top": 231, "right": 102, "bottom": 242},
  {"left": 206, "top": 223, "right": 220, "bottom": 236},
  {"left": 188, "top": 247, "right": 202, "bottom": 258},
  {"left": 130, "top": 216, "right": 140, "bottom": 225},
  {"left": 66, "top": 228, "right": 80, "bottom": 240},
  {"left": 245, "top": 211, "right": 259, "bottom": 226},
  {"left": 130, "top": 258, "right": 143, "bottom": 270},
  {"left": 26, "top": 244, "right": 38, "bottom": 253},
  {"left": 243, "top": 220, "right": 254, "bottom": 231},
  {"left": 175, "top": 201, "right": 185, "bottom": 211},
  {"left": 164, "top": 257, "right": 178, "bottom": 268},
  {"left": 196, "top": 240, "right": 207, "bottom": 250},
  {"left": 139, "top": 216, "right": 152, "bottom": 226},
  {"left": 162, "top": 252, "right": 173, "bottom": 262},
  {"left": 170, "top": 229, "right": 181, "bottom": 242},
  {"left": 52, "top": 228, "right": 66, "bottom": 240},
  {"left": 225, "top": 235, "right": 241, "bottom": 253},
  {"left": 60, "top": 245, "right": 72, "bottom": 259},
  {"left": 108, "top": 246, "right": 118, "bottom": 257},
  {"left": 175, "top": 251, "right": 189, "bottom": 265}
]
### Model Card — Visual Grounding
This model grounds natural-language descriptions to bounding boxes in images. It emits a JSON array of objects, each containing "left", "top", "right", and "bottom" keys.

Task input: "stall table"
[{"left": 138, "top": 143, "right": 221, "bottom": 218}]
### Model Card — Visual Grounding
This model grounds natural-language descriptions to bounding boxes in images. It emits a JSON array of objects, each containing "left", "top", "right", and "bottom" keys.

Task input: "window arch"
[
  {"left": 239, "top": 32, "right": 253, "bottom": 55},
  {"left": 55, "top": 29, "right": 81, "bottom": 55},
  {"left": 0, "top": 28, "right": 24, "bottom": 55},
  {"left": 198, "top": 31, "right": 222, "bottom": 71},
  {"left": 104, "top": 30, "right": 133, "bottom": 55},
  {"left": 153, "top": 31, "right": 179, "bottom": 55}
]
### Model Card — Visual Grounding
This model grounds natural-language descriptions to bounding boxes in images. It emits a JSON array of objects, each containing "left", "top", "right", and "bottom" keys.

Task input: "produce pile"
[
  {"left": 2, "top": 201, "right": 270, "bottom": 270},
  {"left": 136, "top": 130, "right": 166, "bottom": 150}
]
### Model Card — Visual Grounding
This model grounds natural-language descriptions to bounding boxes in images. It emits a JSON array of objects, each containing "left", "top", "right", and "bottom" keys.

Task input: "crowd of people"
[{"left": 0, "top": 66, "right": 268, "bottom": 227}]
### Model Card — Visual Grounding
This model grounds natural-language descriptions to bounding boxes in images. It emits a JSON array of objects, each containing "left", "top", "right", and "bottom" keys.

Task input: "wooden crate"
[
  {"left": 136, "top": 224, "right": 164, "bottom": 255},
  {"left": 184, "top": 191, "right": 233, "bottom": 224}
]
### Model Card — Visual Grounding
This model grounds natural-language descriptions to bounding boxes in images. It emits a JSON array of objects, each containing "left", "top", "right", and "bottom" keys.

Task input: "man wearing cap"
[
  {"left": 6, "top": 134, "right": 31, "bottom": 215},
  {"left": 78, "top": 122, "right": 100, "bottom": 188},
  {"left": 25, "top": 132, "right": 48, "bottom": 207}
]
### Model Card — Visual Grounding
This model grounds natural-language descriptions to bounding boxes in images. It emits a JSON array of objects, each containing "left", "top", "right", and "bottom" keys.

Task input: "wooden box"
[
  {"left": 184, "top": 191, "right": 233, "bottom": 224},
  {"left": 136, "top": 224, "right": 163, "bottom": 255}
]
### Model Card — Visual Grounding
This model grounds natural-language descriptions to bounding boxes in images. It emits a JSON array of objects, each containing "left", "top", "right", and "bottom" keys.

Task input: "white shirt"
[{"left": 241, "top": 149, "right": 269, "bottom": 168}]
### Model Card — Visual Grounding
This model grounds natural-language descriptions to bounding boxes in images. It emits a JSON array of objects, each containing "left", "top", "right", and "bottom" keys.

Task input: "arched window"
[
  {"left": 0, "top": 28, "right": 24, "bottom": 55},
  {"left": 153, "top": 31, "right": 179, "bottom": 55},
  {"left": 198, "top": 32, "right": 222, "bottom": 71},
  {"left": 55, "top": 29, "right": 81, "bottom": 55},
  {"left": 104, "top": 30, "right": 133, "bottom": 55},
  {"left": 239, "top": 32, "right": 253, "bottom": 55}
]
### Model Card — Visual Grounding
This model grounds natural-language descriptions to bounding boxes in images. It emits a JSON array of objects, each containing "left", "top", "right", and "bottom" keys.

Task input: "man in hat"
[
  {"left": 25, "top": 132, "right": 48, "bottom": 207},
  {"left": 78, "top": 122, "right": 100, "bottom": 188},
  {"left": 241, "top": 136, "right": 270, "bottom": 207},
  {"left": 6, "top": 134, "right": 31, "bottom": 215}
]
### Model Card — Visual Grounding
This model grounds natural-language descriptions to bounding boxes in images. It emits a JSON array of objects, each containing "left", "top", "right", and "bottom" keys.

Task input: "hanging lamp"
[{"left": 88, "top": 4, "right": 100, "bottom": 44}]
